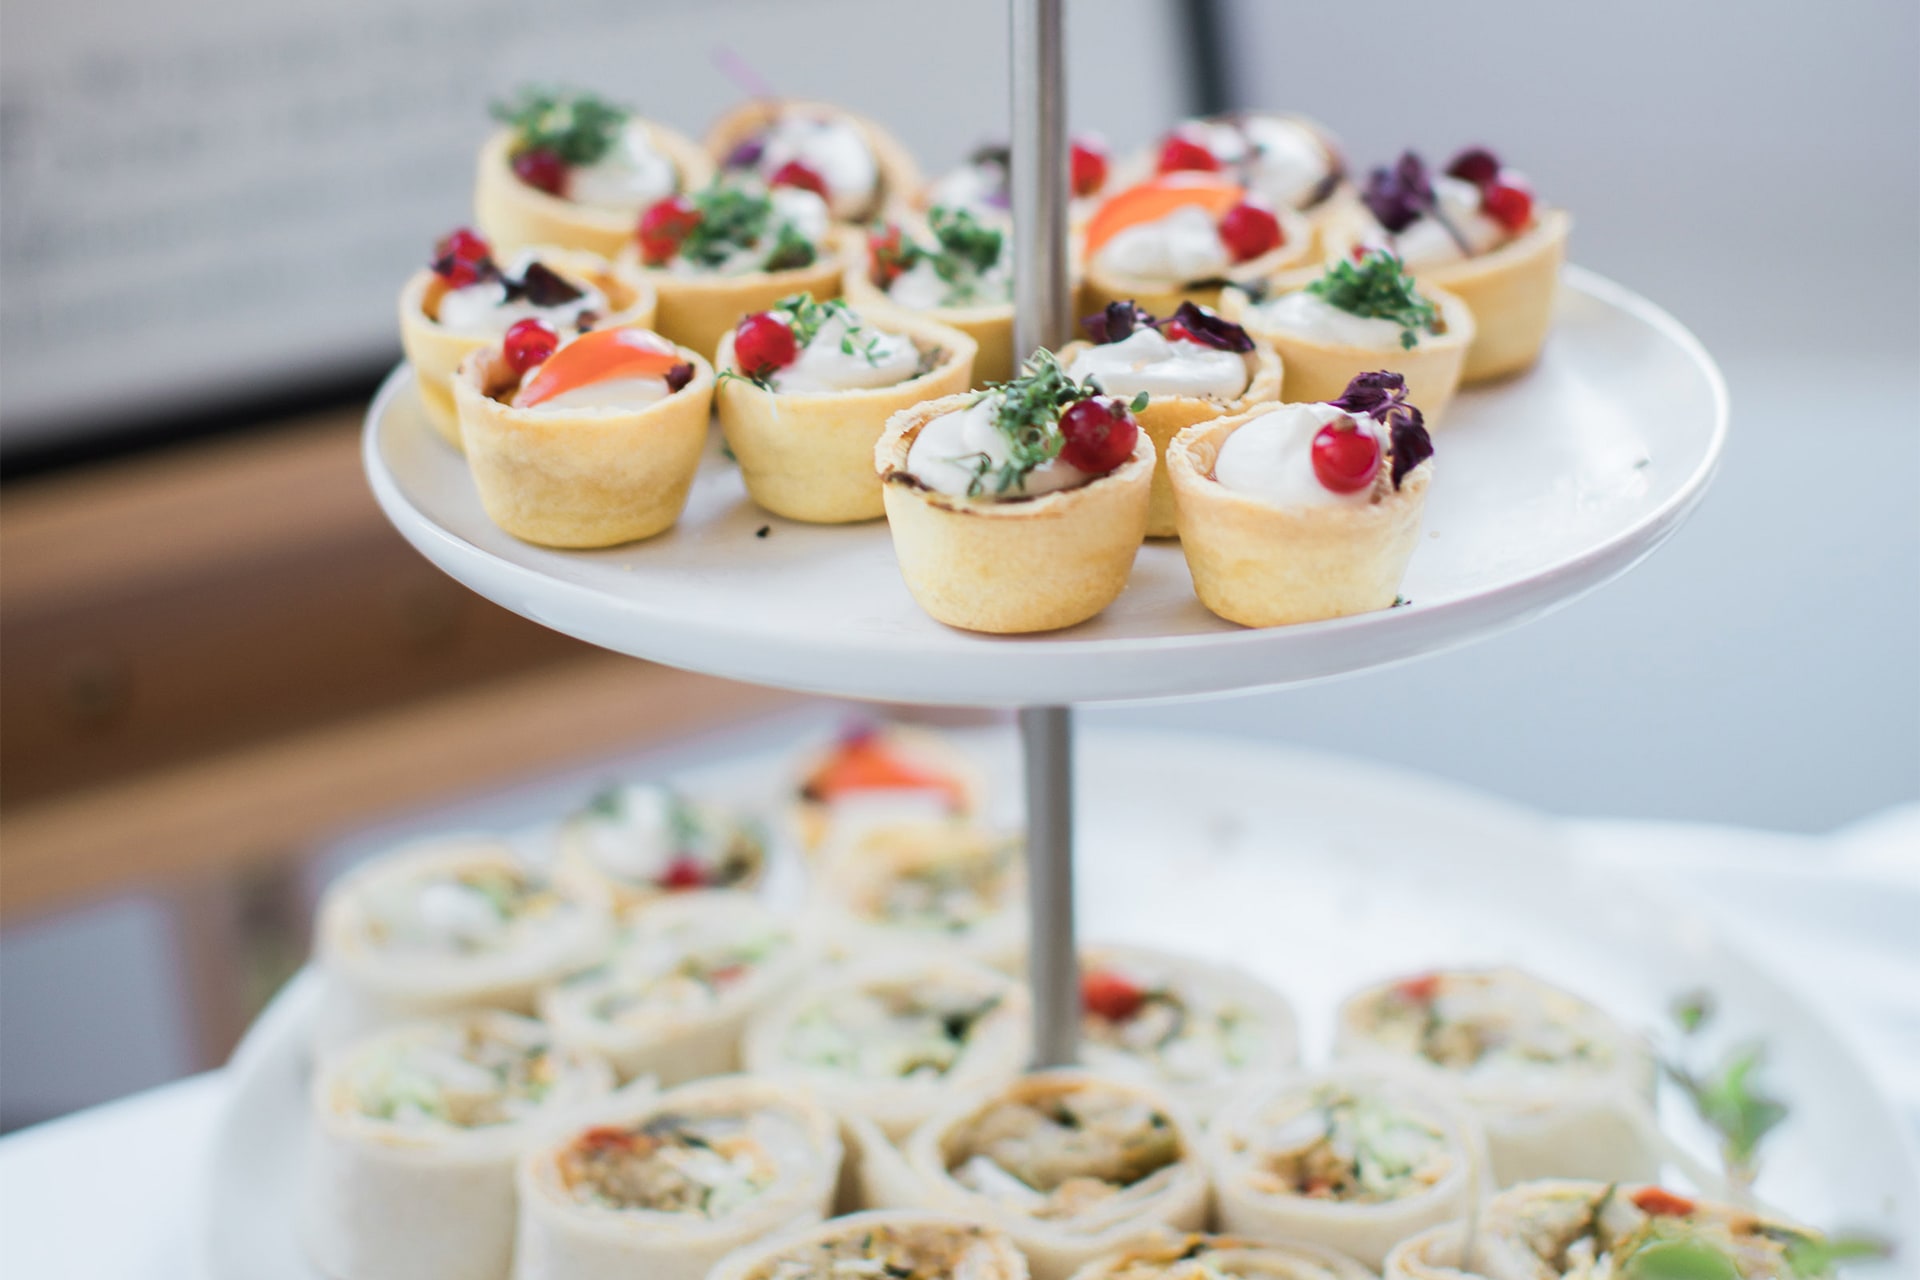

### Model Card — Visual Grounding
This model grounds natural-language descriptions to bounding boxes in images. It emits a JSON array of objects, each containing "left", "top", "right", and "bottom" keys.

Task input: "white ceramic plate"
[
  {"left": 364, "top": 268, "right": 1727, "bottom": 707},
  {"left": 201, "top": 728, "right": 1918, "bottom": 1278}
]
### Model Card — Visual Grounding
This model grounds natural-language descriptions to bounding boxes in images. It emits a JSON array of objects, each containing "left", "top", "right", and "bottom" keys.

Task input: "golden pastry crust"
[
  {"left": 1056, "top": 336, "right": 1282, "bottom": 538},
  {"left": 472, "top": 125, "right": 713, "bottom": 260},
  {"left": 1081, "top": 204, "right": 1314, "bottom": 317},
  {"left": 398, "top": 251, "right": 656, "bottom": 450},
  {"left": 620, "top": 239, "right": 848, "bottom": 366},
  {"left": 1168, "top": 409, "right": 1430, "bottom": 627},
  {"left": 1218, "top": 282, "right": 1474, "bottom": 427},
  {"left": 705, "top": 99, "right": 923, "bottom": 224},
  {"left": 715, "top": 312, "right": 977, "bottom": 524},
  {"left": 451, "top": 332, "right": 715, "bottom": 548},
  {"left": 842, "top": 249, "right": 1017, "bottom": 389},
  {"left": 876, "top": 394, "right": 1154, "bottom": 634}
]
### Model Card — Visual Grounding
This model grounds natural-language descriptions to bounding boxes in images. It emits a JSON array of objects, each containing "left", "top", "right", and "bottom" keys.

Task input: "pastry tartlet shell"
[
  {"left": 1082, "top": 203, "right": 1314, "bottom": 317},
  {"left": 1056, "top": 336, "right": 1282, "bottom": 539},
  {"left": 621, "top": 240, "right": 848, "bottom": 366},
  {"left": 715, "top": 311, "right": 977, "bottom": 524},
  {"left": 473, "top": 124, "right": 713, "bottom": 260},
  {"left": 1168, "top": 409, "right": 1431, "bottom": 628},
  {"left": 876, "top": 395, "right": 1154, "bottom": 634},
  {"left": 705, "top": 99, "right": 923, "bottom": 224},
  {"left": 451, "top": 332, "right": 715, "bottom": 549}
]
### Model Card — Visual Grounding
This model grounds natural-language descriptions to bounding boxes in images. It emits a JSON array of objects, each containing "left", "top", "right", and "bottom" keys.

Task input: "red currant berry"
[
  {"left": 1082, "top": 969, "right": 1147, "bottom": 1021},
  {"left": 658, "top": 856, "right": 709, "bottom": 890},
  {"left": 637, "top": 195, "right": 700, "bottom": 265},
  {"left": 733, "top": 311, "right": 799, "bottom": 376},
  {"left": 1156, "top": 134, "right": 1220, "bottom": 174},
  {"left": 1219, "top": 201, "right": 1283, "bottom": 262},
  {"left": 868, "top": 224, "right": 907, "bottom": 286},
  {"left": 1311, "top": 419, "right": 1381, "bottom": 493},
  {"left": 769, "top": 160, "right": 829, "bottom": 198},
  {"left": 1069, "top": 137, "right": 1109, "bottom": 196},
  {"left": 1445, "top": 147, "right": 1501, "bottom": 187},
  {"left": 1482, "top": 177, "right": 1534, "bottom": 232},
  {"left": 511, "top": 147, "right": 568, "bottom": 196},
  {"left": 430, "top": 227, "right": 493, "bottom": 286},
  {"left": 502, "top": 318, "right": 560, "bottom": 375},
  {"left": 1058, "top": 397, "right": 1139, "bottom": 475}
]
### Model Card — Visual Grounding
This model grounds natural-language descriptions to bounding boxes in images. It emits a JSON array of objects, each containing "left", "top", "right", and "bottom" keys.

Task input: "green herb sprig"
[
  {"left": 962, "top": 351, "right": 1096, "bottom": 496},
  {"left": 678, "top": 185, "right": 817, "bottom": 272},
  {"left": 909, "top": 205, "right": 1006, "bottom": 306},
  {"left": 1306, "top": 249, "right": 1442, "bottom": 350},
  {"left": 1663, "top": 989, "right": 1789, "bottom": 1190},
  {"left": 490, "top": 89, "right": 629, "bottom": 166}
]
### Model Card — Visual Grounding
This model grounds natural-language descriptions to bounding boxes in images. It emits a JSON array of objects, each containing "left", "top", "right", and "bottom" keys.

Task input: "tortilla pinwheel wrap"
[
  {"left": 1334, "top": 967, "right": 1659, "bottom": 1186},
  {"left": 302, "top": 1011, "right": 616, "bottom": 1280},
  {"left": 853, "top": 1069, "right": 1209, "bottom": 1280},
  {"left": 313, "top": 835, "right": 613, "bottom": 1053},
  {"left": 512, "top": 1074, "right": 843, "bottom": 1280},
  {"left": 806, "top": 818, "right": 1027, "bottom": 970},
  {"left": 1203, "top": 1065, "right": 1489, "bottom": 1270},
  {"left": 1066, "top": 1233, "right": 1376, "bottom": 1280},
  {"left": 707, "top": 1209, "right": 1032, "bottom": 1280}
]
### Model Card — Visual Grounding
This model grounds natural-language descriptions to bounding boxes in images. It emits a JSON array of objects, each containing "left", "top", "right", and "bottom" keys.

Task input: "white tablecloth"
[{"left": 3, "top": 812, "right": 1915, "bottom": 1279}]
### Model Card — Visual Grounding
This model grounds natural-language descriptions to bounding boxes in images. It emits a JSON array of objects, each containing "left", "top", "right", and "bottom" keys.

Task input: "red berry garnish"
[
  {"left": 1219, "top": 201, "right": 1283, "bottom": 262},
  {"left": 1311, "top": 419, "right": 1382, "bottom": 493},
  {"left": 1157, "top": 134, "right": 1221, "bottom": 174},
  {"left": 1630, "top": 1188, "right": 1698, "bottom": 1217},
  {"left": 502, "top": 318, "right": 560, "bottom": 375},
  {"left": 769, "top": 160, "right": 829, "bottom": 198},
  {"left": 1161, "top": 320, "right": 1199, "bottom": 345},
  {"left": 868, "top": 224, "right": 908, "bottom": 287},
  {"left": 1394, "top": 973, "right": 1442, "bottom": 1004},
  {"left": 1445, "top": 147, "right": 1501, "bottom": 187},
  {"left": 1482, "top": 177, "right": 1534, "bottom": 232},
  {"left": 638, "top": 195, "right": 700, "bottom": 266},
  {"left": 1058, "top": 397, "right": 1139, "bottom": 475},
  {"left": 430, "top": 227, "right": 493, "bottom": 287},
  {"left": 733, "top": 311, "right": 799, "bottom": 377},
  {"left": 1082, "top": 969, "right": 1147, "bottom": 1021},
  {"left": 1070, "top": 137, "right": 1109, "bottom": 197},
  {"left": 659, "top": 856, "right": 710, "bottom": 890},
  {"left": 512, "top": 147, "right": 568, "bottom": 197}
]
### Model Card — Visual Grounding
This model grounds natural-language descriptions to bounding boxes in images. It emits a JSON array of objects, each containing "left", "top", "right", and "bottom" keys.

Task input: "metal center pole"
[{"left": 1019, "top": 706, "right": 1078, "bottom": 1067}]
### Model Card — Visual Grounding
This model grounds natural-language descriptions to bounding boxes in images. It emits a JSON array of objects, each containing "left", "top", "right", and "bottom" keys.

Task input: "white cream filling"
[
  {"left": 1095, "top": 204, "right": 1231, "bottom": 282},
  {"left": 1066, "top": 328, "right": 1249, "bottom": 400},
  {"left": 1240, "top": 116, "right": 1331, "bottom": 210},
  {"left": 927, "top": 161, "right": 1009, "bottom": 220},
  {"left": 770, "top": 310, "right": 920, "bottom": 393},
  {"left": 1391, "top": 175, "right": 1511, "bottom": 268},
  {"left": 1174, "top": 120, "right": 1248, "bottom": 166},
  {"left": 1244, "top": 290, "right": 1413, "bottom": 350},
  {"left": 885, "top": 251, "right": 1012, "bottom": 311},
  {"left": 566, "top": 121, "right": 678, "bottom": 212},
  {"left": 905, "top": 397, "right": 1091, "bottom": 498},
  {"left": 1214, "top": 402, "right": 1383, "bottom": 509},
  {"left": 755, "top": 115, "right": 879, "bottom": 219},
  {"left": 434, "top": 251, "right": 608, "bottom": 337},
  {"left": 412, "top": 881, "right": 509, "bottom": 948},
  {"left": 669, "top": 187, "right": 830, "bottom": 278},
  {"left": 576, "top": 783, "right": 679, "bottom": 883}
]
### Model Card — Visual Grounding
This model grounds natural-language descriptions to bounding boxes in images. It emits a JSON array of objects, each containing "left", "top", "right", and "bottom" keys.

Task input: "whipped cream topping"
[
  {"left": 752, "top": 115, "right": 879, "bottom": 219},
  {"left": 1066, "top": 327, "right": 1250, "bottom": 401},
  {"left": 567, "top": 121, "right": 678, "bottom": 211},
  {"left": 1213, "top": 402, "right": 1384, "bottom": 508},
  {"left": 1096, "top": 204, "right": 1230, "bottom": 282},
  {"left": 905, "top": 397, "right": 1092, "bottom": 498},
  {"left": 435, "top": 251, "right": 608, "bottom": 336},
  {"left": 926, "top": 160, "right": 1010, "bottom": 219},
  {"left": 1243, "top": 289, "right": 1412, "bottom": 350},
  {"left": 670, "top": 187, "right": 830, "bottom": 278},
  {"left": 770, "top": 307, "right": 920, "bottom": 393},
  {"left": 1391, "top": 175, "right": 1510, "bottom": 267},
  {"left": 886, "top": 253, "right": 1012, "bottom": 311},
  {"left": 1238, "top": 116, "right": 1333, "bottom": 210}
]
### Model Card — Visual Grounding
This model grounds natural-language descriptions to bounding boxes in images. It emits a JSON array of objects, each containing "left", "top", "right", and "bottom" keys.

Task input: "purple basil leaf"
[
  {"left": 1388, "top": 404, "right": 1432, "bottom": 488},
  {"left": 723, "top": 136, "right": 765, "bottom": 169},
  {"left": 664, "top": 362, "right": 695, "bottom": 393},
  {"left": 1168, "top": 302, "right": 1254, "bottom": 352},
  {"left": 1084, "top": 301, "right": 1155, "bottom": 344},
  {"left": 1329, "top": 370, "right": 1408, "bottom": 417},
  {"left": 503, "top": 261, "right": 586, "bottom": 307},
  {"left": 1362, "top": 150, "right": 1435, "bottom": 233}
]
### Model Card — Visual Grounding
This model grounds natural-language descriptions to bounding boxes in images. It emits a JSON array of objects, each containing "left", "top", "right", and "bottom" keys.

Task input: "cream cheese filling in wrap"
[
  {"left": 862, "top": 1070, "right": 1209, "bottom": 1280},
  {"left": 1335, "top": 968, "right": 1658, "bottom": 1186},
  {"left": 1077, "top": 942, "right": 1300, "bottom": 1122},
  {"left": 315, "top": 835, "right": 614, "bottom": 1052},
  {"left": 708, "top": 1209, "right": 1032, "bottom": 1280},
  {"left": 1067, "top": 1233, "right": 1376, "bottom": 1280},
  {"left": 1205, "top": 1066, "right": 1487, "bottom": 1270},
  {"left": 302, "top": 1010, "right": 615, "bottom": 1280},
  {"left": 743, "top": 955, "right": 1031, "bottom": 1139},
  {"left": 808, "top": 819, "right": 1026, "bottom": 971},
  {"left": 540, "top": 891, "right": 807, "bottom": 1087},
  {"left": 514, "top": 1074, "right": 843, "bottom": 1280},
  {"left": 557, "top": 781, "right": 767, "bottom": 910}
]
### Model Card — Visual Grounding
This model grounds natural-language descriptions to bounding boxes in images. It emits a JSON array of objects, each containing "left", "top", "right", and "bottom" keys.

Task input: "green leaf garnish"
[
  {"left": 1672, "top": 989, "right": 1715, "bottom": 1035},
  {"left": 490, "top": 89, "right": 628, "bottom": 166},
  {"left": 1305, "top": 249, "right": 1442, "bottom": 350},
  {"left": 584, "top": 786, "right": 624, "bottom": 819},
  {"left": 887, "top": 205, "right": 1006, "bottom": 306},
  {"left": 1621, "top": 1240, "right": 1741, "bottom": 1280},
  {"left": 1663, "top": 1041, "right": 1789, "bottom": 1185},
  {"left": 677, "top": 184, "right": 817, "bottom": 272},
  {"left": 1129, "top": 391, "right": 1151, "bottom": 413},
  {"left": 1785, "top": 1232, "right": 1896, "bottom": 1277},
  {"left": 952, "top": 351, "right": 1103, "bottom": 497}
]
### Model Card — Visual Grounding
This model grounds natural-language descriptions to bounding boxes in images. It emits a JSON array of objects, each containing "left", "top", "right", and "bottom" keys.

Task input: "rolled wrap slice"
[
  {"left": 514, "top": 1074, "right": 843, "bottom": 1280},
  {"left": 709, "top": 1209, "right": 1032, "bottom": 1280},
  {"left": 315, "top": 835, "right": 613, "bottom": 1052},
  {"left": 556, "top": 781, "right": 767, "bottom": 910},
  {"left": 743, "top": 955, "right": 1031, "bottom": 1139},
  {"left": 1068, "top": 1234, "right": 1375, "bottom": 1280},
  {"left": 791, "top": 722, "right": 984, "bottom": 857},
  {"left": 302, "top": 1011, "right": 615, "bottom": 1280},
  {"left": 540, "top": 890, "right": 808, "bottom": 1086},
  {"left": 1078, "top": 942, "right": 1300, "bottom": 1122},
  {"left": 808, "top": 818, "right": 1026, "bottom": 970},
  {"left": 1205, "top": 1066, "right": 1487, "bottom": 1270},
  {"left": 868, "top": 1070, "right": 1209, "bottom": 1280},
  {"left": 1335, "top": 967, "right": 1658, "bottom": 1185}
]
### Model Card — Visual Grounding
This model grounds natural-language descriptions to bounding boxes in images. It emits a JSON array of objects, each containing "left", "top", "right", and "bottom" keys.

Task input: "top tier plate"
[{"left": 365, "top": 267, "right": 1725, "bottom": 708}]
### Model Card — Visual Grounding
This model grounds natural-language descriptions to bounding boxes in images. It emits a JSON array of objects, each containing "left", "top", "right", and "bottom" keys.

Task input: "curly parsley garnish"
[
  {"left": 490, "top": 89, "right": 628, "bottom": 166},
  {"left": 677, "top": 185, "right": 817, "bottom": 272},
  {"left": 1307, "top": 251, "right": 1442, "bottom": 350},
  {"left": 960, "top": 351, "right": 1097, "bottom": 497},
  {"left": 879, "top": 206, "right": 1008, "bottom": 306}
]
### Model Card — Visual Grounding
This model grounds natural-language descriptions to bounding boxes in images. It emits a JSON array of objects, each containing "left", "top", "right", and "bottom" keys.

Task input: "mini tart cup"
[
  {"left": 715, "top": 313, "right": 977, "bottom": 524},
  {"left": 1081, "top": 205, "right": 1314, "bottom": 317},
  {"left": 705, "top": 99, "right": 923, "bottom": 224},
  {"left": 1168, "top": 409, "right": 1431, "bottom": 628},
  {"left": 619, "top": 239, "right": 848, "bottom": 366},
  {"left": 1056, "top": 338, "right": 1282, "bottom": 539},
  {"left": 398, "top": 251, "right": 657, "bottom": 451},
  {"left": 1217, "top": 282, "right": 1474, "bottom": 427},
  {"left": 472, "top": 125, "right": 713, "bottom": 260},
  {"left": 875, "top": 395, "right": 1154, "bottom": 634},
  {"left": 450, "top": 333, "right": 715, "bottom": 549},
  {"left": 843, "top": 256, "right": 1016, "bottom": 389}
]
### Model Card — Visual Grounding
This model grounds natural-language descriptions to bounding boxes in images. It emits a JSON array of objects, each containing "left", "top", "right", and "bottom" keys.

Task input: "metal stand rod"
[
  {"left": 1020, "top": 706, "right": 1078, "bottom": 1067},
  {"left": 1010, "top": 0, "right": 1073, "bottom": 360}
]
